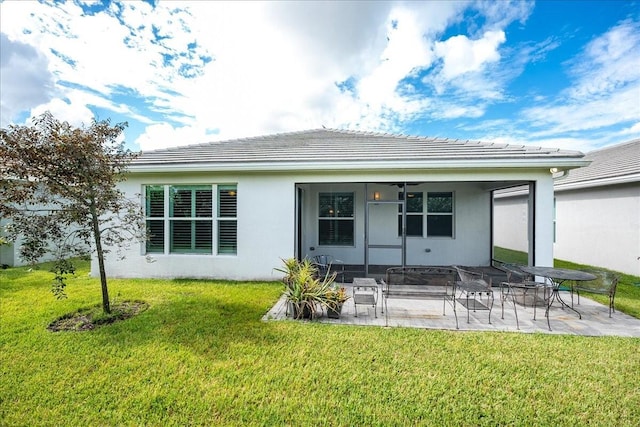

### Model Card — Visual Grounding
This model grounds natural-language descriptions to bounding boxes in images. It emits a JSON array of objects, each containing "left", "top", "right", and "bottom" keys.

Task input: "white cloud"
[
  {"left": 29, "top": 98, "right": 94, "bottom": 128},
  {"left": 523, "top": 84, "right": 640, "bottom": 133},
  {"left": 0, "top": 34, "right": 55, "bottom": 125},
  {"left": 473, "top": 0, "right": 534, "bottom": 32},
  {"left": 135, "top": 122, "right": 216, "bottom": 150},
  {"left": 434, "top": 30, "right": 506, "bottom": 80},
  {"left": 567, "top": 19, "right": 640, "bottom": 100},
  {"left": 2, "top": 0, "right": 634, "bottom": 153},
  {"left": 2, "top": 1, "right": 481, "bottom": 148},
  {"left": 132, "top": 2, "right": 469, "bottom": 147},
  {"left": 521, "top": 20, "right": 640, "bottom": 137},
  {"left": 621, "top": 122, "right": 640, "bottom": 136},
  {"left": 265, "top": 1, "right": 393, "bottom": 77}
]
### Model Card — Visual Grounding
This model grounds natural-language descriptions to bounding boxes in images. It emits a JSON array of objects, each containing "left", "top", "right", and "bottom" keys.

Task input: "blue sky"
[{"left": 1, "top": 1, "right": 638, "bottom": 153}]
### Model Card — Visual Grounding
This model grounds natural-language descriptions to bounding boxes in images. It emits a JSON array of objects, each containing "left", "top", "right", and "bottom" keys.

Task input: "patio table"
[
  {"left": 519, "top": 266, "right": 596, "bottom": 330},
  {"left": 352, "top": 278, "right": 379, "bottom": 318}
]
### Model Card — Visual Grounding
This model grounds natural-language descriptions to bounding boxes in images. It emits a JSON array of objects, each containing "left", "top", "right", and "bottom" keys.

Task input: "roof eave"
[
  {"left": 555, "top": 172, "right": 640, "bottom": 192},
  {"left": 127, "top": 158, "right": 590, "bottom": 174}
]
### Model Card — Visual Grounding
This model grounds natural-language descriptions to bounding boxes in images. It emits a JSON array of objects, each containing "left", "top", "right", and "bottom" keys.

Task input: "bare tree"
[{"left": 0, "top": 112, "right": 145, "bottom": 314}]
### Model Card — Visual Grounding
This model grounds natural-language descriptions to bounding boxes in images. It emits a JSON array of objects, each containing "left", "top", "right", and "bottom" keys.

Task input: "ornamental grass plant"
[{"left": 275, "top": 257, "right": 337, "bottom": 318}]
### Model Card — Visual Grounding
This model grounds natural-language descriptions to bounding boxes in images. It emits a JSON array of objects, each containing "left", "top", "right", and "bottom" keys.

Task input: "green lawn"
[{"left": 1, "top": 260, "right": 639, "bottom": 426}]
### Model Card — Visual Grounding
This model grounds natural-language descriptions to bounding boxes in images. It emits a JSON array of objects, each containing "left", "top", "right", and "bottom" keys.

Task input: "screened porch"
[{"left": 295, "top": 181, "right": 536, "bottom": 281}]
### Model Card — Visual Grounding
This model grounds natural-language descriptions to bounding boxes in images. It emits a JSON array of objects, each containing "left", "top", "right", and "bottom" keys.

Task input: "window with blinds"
[
  {"left": 168, "top": 186, "right": 212, "bottom": 253},
  {"left": 318, "top": 192, "right": 354, "bottom": 246},
  {"left": 145, "top": 185, "right": 165, "bottom": 253},
  {"left": 218, "top": 186, "right": 237, "bottom": 254},
  {"left": 143, "top": 184, "right": 237, "bottom": 255}
]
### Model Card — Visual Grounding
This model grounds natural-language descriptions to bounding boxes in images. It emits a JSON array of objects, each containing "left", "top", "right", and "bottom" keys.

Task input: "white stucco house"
[
  {"left": 0, "top": 230, "right": 36, "bottom": 267},
  {"left": 0, "top": 220, "right": 23, "bottom": 267},
  {"left": 97, "top": 129, "right": 590, "bottom": 281},
  {"left": 494, "top": 139, "right": 639, "bottom": 276},
  {"left": 1, "top": 212, "right": 87, "bottom": 268}
]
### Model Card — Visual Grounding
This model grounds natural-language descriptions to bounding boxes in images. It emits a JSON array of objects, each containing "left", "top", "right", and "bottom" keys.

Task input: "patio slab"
[{"left": 263, "top": 285, "right": 640, "bottom": 337}]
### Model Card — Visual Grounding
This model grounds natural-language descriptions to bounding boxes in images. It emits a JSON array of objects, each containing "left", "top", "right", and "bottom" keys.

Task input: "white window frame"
[
  {"left": 143, "top": 184, "right": 237, "bottom": 255},
  {"left": 426, "top": 191, "right": 455, "bottom": 238},
  {"left": 318, "top": 191, "right": 355, "bottom": 246},
  {"left": 398, "top": 191, "right": 424, "bottom": 237}
]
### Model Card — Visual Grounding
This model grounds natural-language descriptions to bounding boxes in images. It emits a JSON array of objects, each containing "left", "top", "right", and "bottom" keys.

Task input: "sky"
[{"left": 1, "top": 0, "right": 638, "bottom": 153}]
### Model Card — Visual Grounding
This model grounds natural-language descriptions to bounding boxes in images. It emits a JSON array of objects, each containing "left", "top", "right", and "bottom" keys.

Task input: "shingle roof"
[
  {"left": 555, "top": 139, "right": 640, "bottom": 189},
  {"left": 132, "top": 128, "right": 586, "bottom": 170}
]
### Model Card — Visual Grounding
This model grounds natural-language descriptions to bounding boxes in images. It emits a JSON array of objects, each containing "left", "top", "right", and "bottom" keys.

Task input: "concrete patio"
[{"left": 264, "top": 285, "right": 640, "bottom": 337}]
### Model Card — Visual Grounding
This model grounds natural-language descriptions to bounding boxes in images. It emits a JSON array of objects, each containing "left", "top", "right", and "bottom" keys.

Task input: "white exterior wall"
[
  {"left": 97, "top": 168, "right": 557, "bottom": 281},
  {"left": 95, "top": 173, "right": 296, "bottom": 281},
  {"left": 554, "top": 183, "right": 639, "bottom": 276}
]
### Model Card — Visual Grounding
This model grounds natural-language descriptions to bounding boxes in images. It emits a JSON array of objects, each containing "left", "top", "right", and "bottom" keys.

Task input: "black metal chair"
[
  {"left": 571, "top": 271, "right": 619, "bottom": 317},
  {"left": 311, "top": 254, "right": 345, "bottom": 283},
  {"left": 453, "top": 267, "right": 494, "bottom": 324},
  {"left": 498, "top": 263, "right": 550, "bottom": 330}
]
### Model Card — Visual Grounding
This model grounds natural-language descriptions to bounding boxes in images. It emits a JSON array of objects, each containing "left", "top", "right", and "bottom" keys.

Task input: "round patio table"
[{"left": 519, "top": 266, "right": 596, "bottom": 329}]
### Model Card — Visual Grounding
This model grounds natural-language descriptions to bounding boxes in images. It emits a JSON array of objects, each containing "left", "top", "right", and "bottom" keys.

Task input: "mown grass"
[
  {"left": 1, "top": 260, "right": 639, "bottom": 426},
  {"left": 494, "top": 246, "right": 640, "bottom": 319}
]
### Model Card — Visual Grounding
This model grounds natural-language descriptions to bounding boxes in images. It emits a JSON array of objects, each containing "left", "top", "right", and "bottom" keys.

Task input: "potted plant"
[
  {"left": 325, "top": 284, "right": 350, "bottom": 318},
  {"left": 276, "top": 258, "right": 335, "bottom": 319}
]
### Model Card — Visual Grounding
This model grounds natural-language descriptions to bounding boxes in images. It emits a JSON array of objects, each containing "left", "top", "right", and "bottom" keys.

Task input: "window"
[
  {"left": 145, "top": 186, "right": 164, "bottom": 253},
  {"left": 168, "top": 186, "right": 212, "bottom": 253},
  {"left": 144, "top": 184, "right": 237, "bottom": 255},
  {"left": 218, "top": 186, "right": 238, "bottom": 254},
  {"left": 426, "top": 192, "right": 453, "bottom": 237},
  {"left": 398, "top": 192, "right": 423, "bottom": 237},
  {"left": 319, "top": 192, "right": 354, "bottom": 246}
]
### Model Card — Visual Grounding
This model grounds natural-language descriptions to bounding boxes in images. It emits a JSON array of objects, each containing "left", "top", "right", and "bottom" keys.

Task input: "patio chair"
[
  {"left": 571, "top": 271, "right": 618, "bottom": 317},
  {"left": 453, "top": 267, "right": 494, "bottom": 324},
  {"left": 498, "top": 263, "right": 550, "bottom": 330},
  {"left": 311, "top": 254, "right": 345, "bottom": 283}
]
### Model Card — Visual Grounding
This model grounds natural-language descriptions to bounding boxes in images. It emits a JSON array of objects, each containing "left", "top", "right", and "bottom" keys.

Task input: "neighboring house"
[
  {"left": 0, "top": 221, "right": 59, "bottom": 267},
  {"left": 0, "top": 216, "right": 89, "bottom": 268},
  {"left": 494, "top": 139, "right": 640, "bottom": 276},
  {"left": 97, "top": 129, "right": 589, "bottom": 281},
  {"left": 0, "top": 220, "right": 19, "bottom": 267}
]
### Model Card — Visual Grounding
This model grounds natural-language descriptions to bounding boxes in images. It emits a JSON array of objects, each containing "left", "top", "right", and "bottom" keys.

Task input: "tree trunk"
[{"left": 90, "top": 202, "right": 110, "bottom": 314}]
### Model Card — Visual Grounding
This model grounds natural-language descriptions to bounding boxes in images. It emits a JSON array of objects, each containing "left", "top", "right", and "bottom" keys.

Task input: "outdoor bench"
[{"left": 382, "top": 266, "right": 459, "bottom": 328}]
